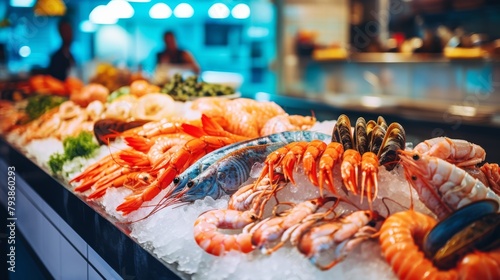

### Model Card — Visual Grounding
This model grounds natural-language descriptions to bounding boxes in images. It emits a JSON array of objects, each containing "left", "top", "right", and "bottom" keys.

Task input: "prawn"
[
  {"left": 251, "top": 197, "right": 339, "bottom": 254},
  {"left": 116, "top": 135, "right": 237, "bottom": 215},
  {"left": 341, "top": 149, "right": 361, "bottom": 195},
  {"left": 413, "top": 137, "right": 486, "bottom": 167},
  {"left": 360, "top": 152, "right": 379, "bottom": 208},
  {"left": 398, "top": 150, "right": 500, "bottom": 220},
  {"left": 317, "top": 142, "right": 344, "bottom": 196},
  {"left": 193, "top": 209, "right": 258, "bottom": 256},
  {"left": 302, "top": 140, "right": 327, "bottom": 187},
  {"left": 260, "top": 114, "right": 316, "bottom": 136},
  {"left": 298, "top": 210, "right": 380, "bottom": 270},
  {"left": 481, "top": 163, "right": 500, "bottom": 195}
]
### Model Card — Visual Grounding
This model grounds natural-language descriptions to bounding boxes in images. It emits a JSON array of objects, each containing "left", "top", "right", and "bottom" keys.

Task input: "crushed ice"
[{"left": 17, "top": 120, "right": 440, "bottom": 279}]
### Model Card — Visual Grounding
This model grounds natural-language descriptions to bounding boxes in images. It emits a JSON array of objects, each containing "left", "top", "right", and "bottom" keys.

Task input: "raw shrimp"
[
  {"left": 193, "top": 209, "right": 257, "bottom": 256},
  {"left": 251, "top": 197, "right": 338, "bottom": 254},
  {"left": 398, "top": 150, "right": 500, "bottom": 219},
  {"left": 414, "top": 137, "right": 486, "bottom": 167},
  {"left": 260, "top": 114, "right": 316, "bottom": 136},
  {"left": 298, "top": 210, "right": 380, "bottom": 270}
]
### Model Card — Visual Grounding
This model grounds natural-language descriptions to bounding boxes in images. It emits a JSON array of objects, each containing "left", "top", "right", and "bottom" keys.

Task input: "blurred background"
[{"left": 1, "top": 0, "right": 500, "bottom": 122}]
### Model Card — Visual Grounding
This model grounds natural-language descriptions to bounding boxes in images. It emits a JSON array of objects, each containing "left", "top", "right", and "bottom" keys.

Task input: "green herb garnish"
[
  {"left": 161, "top": 74, "right": 235, "bottom": 102},
  {"left": 48, "top": 152, "right": 67, "bottom": 174},
  {"left": 25, "top": 95, "right": 66, "bottom": 120},
  {"left": 47, "top": 131, "right": 99, "bottom": 175}
]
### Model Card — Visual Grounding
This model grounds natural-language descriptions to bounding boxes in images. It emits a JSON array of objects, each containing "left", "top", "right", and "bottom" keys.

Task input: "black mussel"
[
  {"left": 377, "top": 116, "right": 388, "bottom": 131},
  {"left": 369, "top": 125, "right": 386, "bottom": 155},
  {"left": 423, "top": 199, "right": 499, "bottom": 261},
  {"left": 354, "top": 117, "right": 369, "bottom": 155},
  {"left": 332, "top": 114, "right": 354, "bottom": 151},
  {"left": 432, "top": 212, "right": 500, "bottom": 269},
  {"left": 378, "top": 122, "right": 406, "bottom": 170}
]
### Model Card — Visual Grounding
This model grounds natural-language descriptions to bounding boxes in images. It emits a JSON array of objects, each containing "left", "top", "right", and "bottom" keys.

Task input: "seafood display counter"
[
  {"left": 0, "top": 138, "right": 183, "bottom": 280},
  {"left": 1, "top": 91, "right": 500, "bottom": 280}
]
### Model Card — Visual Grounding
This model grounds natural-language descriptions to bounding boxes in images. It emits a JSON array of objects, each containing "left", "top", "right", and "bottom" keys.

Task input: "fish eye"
[
  {"left": 173, "top": 177, "right": 180, "bottom": 184},
  {"left": 411, "top": 175, "right": 417, "bottom": 181},
  {"left": 187, "top": 181, "right": 194, "bottom": 188},
  {"left": 412, "top": 154, "right": 420, "bottom": 160},
  {"left": 311, "top": 200, "right": 317, "bottom": 205}
]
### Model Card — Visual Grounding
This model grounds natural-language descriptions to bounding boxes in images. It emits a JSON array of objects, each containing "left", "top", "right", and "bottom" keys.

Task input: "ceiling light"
[
  {"left": 90, "top": 5, "right": 118, "bottom": 25},
  {"left": 149, "top": 3, "right": 172, "bottom": 19},
  {"left": 173, "top": 3, "right": 194, "bottom": 18},
  {"left": 231, "top": 3, "right": 250, "bottom": 19},
  {"left": 10, "top": 0, "right": 35, "bottom": 7},
  {"left": 107, "top": 0, "right": 134, "bottom": 19},
  {"left": 19, "top": 46, "right": 31, "bottom": 58},
  {"left": 208, "top": 3, "right": 229, "bottom": 19}
]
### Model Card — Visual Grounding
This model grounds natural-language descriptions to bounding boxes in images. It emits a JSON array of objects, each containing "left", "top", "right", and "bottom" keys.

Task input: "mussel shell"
[
  {"left": 365, "top": 120, "right": 377, "bottom": 144},
  {"left": 433, "top": 212, "right": 500, "bottom": 269},
  {"left": 368, "top": 125, "right": 386, "bottom": 155},
  {"left": 377, "top": 122, "right": 406, "bottom": 171},
  {"left": 332, "top": 114, "right": 354, "bottom": 151},
  {"left": 354, "top": 117, "right": 369, "bottom": 155},
  {"left": 423, "top": 199, "right": 499, "bottom": 259},
  {"left": 377, "top": 116, "right": 388, "bottom": 131}
]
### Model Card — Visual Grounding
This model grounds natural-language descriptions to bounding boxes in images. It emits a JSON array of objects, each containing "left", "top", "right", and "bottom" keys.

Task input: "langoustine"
[{"left": 397, "top": 149, "right": 500, "bottom": 219}]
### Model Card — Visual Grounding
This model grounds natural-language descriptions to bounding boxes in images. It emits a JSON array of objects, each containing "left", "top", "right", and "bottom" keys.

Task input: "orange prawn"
[
  {"left": 360, "top": 151, "right": 379, "bottom": 208},
  {"left": 280, "top": 141, "right": 309, "bottom": 184},
  {"left": 116, "top": 135, "right": 238, "bottom": 215},
  {"left": 341, "top": 149, "right": 361, "bottom": 195},
  {"left": 317, "top": 142, "right": 344, "bottom": 196},
  {"left": 302, "top": 140, "right": 327, "bottom": 187}
]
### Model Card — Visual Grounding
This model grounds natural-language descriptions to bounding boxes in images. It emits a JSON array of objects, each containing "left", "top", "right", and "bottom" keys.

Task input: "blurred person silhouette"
[
  {"left": 48, "top": 18, "right": 75, "bottom": 81},
  {"left": 156, "top": 31, "right": 200, "bottom": 74}
]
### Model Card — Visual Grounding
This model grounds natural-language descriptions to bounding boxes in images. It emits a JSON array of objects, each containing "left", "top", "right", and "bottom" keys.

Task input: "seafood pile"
[{"left": 2, "top": 95, "right": 500, "bottom": 279}]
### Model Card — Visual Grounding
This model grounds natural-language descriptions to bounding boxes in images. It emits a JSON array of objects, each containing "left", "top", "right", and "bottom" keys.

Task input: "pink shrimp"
[
  {"left": 251, "top": 197, "right": 338, "bottom": 254},
  {"left": 413, "top": 137, "right": 486, "bottom": 167},
  {"left": 398, "top": 150, "right": 500, "bottom": 220},
  {"left": 193, "top": 209, "right": 257, "bottom": 256},
  {"left": 298, "top": 210, "right": 380, "bottom": 270}
]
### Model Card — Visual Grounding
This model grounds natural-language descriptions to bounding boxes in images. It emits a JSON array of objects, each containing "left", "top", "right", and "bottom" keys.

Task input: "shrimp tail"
[
  {"left": 116, "top": 168, "right": 177, "bottom": 215},
  {"left": 181, "top": 123, "right": 207, "bottom": 138},
  {"left": 118, "top": 150, "right": 151, "bottom": 166},
  {"left": 124, "top": 136, "right": 154, "bottom": 152}
]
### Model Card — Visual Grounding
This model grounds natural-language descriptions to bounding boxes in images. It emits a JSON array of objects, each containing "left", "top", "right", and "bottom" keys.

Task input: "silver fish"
[
  {"left": 170, "top": 130, "right": 330, "bottom": 196},
  {"left": 174, "top": 143, "right": 285, "bottom": 203}
]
